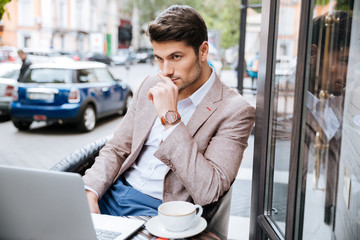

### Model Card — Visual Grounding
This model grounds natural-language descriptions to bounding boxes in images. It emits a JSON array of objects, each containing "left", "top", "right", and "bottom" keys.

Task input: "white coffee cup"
[{"left": 157, "top": 201, "right": 203, "bottom": 232}]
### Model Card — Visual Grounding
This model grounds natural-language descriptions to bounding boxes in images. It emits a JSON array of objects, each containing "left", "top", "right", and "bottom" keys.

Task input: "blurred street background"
[{"left": 0, "top": 1, "right": 262, "bottom": 239}]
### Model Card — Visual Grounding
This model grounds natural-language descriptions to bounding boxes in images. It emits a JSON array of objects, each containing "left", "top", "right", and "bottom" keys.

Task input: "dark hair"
[
  {"left": 312, "top": 11, "right": 352, "bottom": 51},
  {"left": 147, "top": 5, "right": 208, "bottom": 55},
  {"left": 309, "top": 11, "right": 352, "bottom": 95}
]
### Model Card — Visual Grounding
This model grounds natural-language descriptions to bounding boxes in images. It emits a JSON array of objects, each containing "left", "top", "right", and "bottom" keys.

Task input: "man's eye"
[
  {"left": 340, "top": 57, "right": 348, "bottom": 64},
  {"left": 173, "top": 55, "right": 181, "bottom": 60}
]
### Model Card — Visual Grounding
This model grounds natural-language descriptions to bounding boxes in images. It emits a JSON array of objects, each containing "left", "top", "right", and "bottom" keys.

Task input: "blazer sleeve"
[
  {"left": 82, "top": 77, "right": 148, "bottom": 198},
  {"left": 154, "top": 92, "right": 256, "bottom": 206}
]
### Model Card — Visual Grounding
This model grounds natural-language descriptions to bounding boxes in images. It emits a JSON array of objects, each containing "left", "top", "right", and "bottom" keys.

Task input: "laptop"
[{"left": 0, "top": 165, "right": 145, "bottom": 240}]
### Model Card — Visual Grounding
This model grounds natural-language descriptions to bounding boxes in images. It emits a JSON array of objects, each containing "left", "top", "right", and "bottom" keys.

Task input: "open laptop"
[{"left": 0, "top": 165, "right": 145, "bottom": 240}]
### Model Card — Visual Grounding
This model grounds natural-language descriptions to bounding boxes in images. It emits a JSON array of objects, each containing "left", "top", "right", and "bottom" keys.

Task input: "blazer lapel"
[{"left": 186, "top": 75, "right": 223, "bottom": 136}]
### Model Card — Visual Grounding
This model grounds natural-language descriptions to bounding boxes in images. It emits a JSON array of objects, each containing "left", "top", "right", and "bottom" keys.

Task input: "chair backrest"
[
  {"left": 51, "top": 136, "right": 233, "bottom": 239},
  {"left": 50, "top": 135, "right": 111, "bottom": 175},
  {"left": 207, "top": 186, "right": 233, "bottom": 239}
]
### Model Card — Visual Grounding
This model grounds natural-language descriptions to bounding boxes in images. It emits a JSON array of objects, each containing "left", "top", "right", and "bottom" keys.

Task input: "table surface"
[{"left": 126, "top": 216, "right": 221, "bottom": 240}]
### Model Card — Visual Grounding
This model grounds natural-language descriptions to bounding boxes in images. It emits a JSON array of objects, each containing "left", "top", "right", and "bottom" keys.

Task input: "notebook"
[{"left": 0, "top": 165, "right": 145, "bottom": 240}]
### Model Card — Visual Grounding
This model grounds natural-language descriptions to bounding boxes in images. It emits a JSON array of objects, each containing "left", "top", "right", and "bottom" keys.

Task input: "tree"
[
  {"left": 0, "top": 0, "right": 11, "bottom": 20},
  {"left": 126, "top": 0, "right": 259, "bottom": 49}
]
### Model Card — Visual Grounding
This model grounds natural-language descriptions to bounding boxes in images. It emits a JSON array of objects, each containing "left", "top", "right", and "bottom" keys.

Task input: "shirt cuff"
[
  {"left": 161, "top": 122, "right": 181, "bottom": 141},
  {"left": 84, "top": 185, "right": 99, "bottom": 199}
]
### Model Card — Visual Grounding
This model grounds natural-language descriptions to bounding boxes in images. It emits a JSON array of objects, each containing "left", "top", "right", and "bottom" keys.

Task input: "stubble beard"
[{"left": 178, "top": 58, "right": 202, "bottom": 94}]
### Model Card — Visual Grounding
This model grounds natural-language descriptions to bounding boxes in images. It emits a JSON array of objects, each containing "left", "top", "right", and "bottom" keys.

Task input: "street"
[{"left": 0, "top": 63, "right": 157, "bottom": 169}]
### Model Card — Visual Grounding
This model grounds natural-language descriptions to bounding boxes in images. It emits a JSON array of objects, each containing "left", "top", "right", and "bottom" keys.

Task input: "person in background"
[
  {"left": 304, "top": 10, "right": 352, "bottom": 224},
  {"left": 248, "top": 52, "right": 259, "bottom": 89},
  {"left": 17, "top": 49, "right": 32, "bottom": 81},
  {"left": 82, "top": 5, "right": 255, "bottom": 222}
]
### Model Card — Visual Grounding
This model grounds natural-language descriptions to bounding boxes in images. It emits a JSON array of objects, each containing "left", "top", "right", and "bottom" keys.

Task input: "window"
[
  {"left": 24, "top": 69, "right": 73, "bottom": 84},
  {"left": 94, "top": 68, "right": 114, "bottom": 83},
  {"left": 78, "top": 69, "right": 98, "bottom": 83}
]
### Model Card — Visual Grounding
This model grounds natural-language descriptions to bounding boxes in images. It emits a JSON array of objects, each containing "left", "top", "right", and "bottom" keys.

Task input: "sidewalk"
[{"left": 220, "top": 70, "right": 256, "bottom": 240}]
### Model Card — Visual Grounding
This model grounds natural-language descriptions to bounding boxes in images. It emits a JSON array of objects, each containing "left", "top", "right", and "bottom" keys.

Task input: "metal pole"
[{"left": 237, "top": 0, "right": 248, "bottom": 94}]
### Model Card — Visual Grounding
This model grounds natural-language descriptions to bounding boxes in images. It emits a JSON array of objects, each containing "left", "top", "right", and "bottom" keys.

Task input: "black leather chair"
[{"left": 51, "top": 136, "right": 232, "bottom": 239}]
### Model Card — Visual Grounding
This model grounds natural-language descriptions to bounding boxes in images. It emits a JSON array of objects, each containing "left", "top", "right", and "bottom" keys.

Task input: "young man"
[{"left": 83, "top": 5, "right": 255, "bottom": 220}]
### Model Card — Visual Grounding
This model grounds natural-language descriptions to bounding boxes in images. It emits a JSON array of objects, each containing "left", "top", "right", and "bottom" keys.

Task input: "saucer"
[{"left": 145, "top": 216, "right": 207, "bottom": 238}]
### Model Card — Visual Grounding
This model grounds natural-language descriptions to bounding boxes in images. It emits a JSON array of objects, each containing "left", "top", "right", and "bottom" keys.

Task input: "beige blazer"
[{"left": 83, "top": 74, "right": 255, "bottom": 218}]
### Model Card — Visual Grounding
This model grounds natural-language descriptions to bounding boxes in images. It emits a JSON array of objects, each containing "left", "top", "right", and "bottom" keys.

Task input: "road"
[{"left": 0, "top": 63, "right": 157, "bottom": 169}]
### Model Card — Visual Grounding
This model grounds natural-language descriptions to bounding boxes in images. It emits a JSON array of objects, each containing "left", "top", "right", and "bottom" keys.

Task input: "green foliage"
[
  {"left": 0, "top": 0, "right": 11, "bottom": 20},
  {"left": 131, "top": 0, "right": 245, "bottom": 49},
  {"left": 315, "top": 0, "right": 330, "bottom": 5}
]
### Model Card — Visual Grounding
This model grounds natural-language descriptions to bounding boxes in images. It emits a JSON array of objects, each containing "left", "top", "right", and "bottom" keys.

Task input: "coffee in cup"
[{"left": 157, "top": 201, "right": 203, "bottom": 232}]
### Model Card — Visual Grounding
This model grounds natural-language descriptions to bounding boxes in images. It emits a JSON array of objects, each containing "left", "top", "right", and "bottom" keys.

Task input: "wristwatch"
[{"left": 161, "top": 110, "right": 181, "bottom": 126}]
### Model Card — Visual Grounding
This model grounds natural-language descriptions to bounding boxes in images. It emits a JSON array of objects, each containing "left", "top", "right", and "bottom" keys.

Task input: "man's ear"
[{"left": 199, "top": 41, "right": 209, "bottom": 62}]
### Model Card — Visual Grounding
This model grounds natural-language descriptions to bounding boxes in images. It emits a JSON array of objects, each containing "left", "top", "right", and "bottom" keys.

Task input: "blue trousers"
[{"left": 98, "top": 177, "right": 162, "bottom": 216}]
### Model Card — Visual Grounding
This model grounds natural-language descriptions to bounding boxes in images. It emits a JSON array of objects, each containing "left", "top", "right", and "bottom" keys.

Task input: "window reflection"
[{"left": 302, "top": 2, "right": 353, "bottom": 239}]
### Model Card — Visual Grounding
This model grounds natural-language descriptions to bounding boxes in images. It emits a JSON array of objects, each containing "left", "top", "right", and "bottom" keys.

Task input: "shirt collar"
[{"left": 184, "top": 66, "right": 215, "bottom": 108}]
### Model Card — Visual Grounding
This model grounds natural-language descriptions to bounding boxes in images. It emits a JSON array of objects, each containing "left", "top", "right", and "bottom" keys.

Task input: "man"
[
  {"left": 304, "top": 10, "right": 351, "bottom": 224},
  {"left": 83, "top": 5, "right": 255, "bottom": 220},
  {"left": 17, "top": 49, "right": 32, "bottom": 81}
]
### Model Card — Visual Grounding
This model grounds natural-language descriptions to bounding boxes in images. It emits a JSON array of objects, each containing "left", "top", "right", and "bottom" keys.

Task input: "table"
[{"left": 126, "top": 216, "right": 221, "bottom": 240}]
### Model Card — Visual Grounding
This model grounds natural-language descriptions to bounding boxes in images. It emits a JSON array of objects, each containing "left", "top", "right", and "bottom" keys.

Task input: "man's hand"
[
  {"left": 86, "top": 190, "right": 100, "bottom": 214},
  {"left": 147, "top": 73, "right": 179, "bottom": 119}
]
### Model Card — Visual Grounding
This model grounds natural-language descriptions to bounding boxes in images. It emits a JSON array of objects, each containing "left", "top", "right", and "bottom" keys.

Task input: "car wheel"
[
  {"left": 78, "top": 105, "right": 96, "bottom": 132},
  {"left": 12, "top": 120, "right": 32, "bottom": 131},
  {"left": 119, "top": 92, "right": 133, "bottom": 116}
]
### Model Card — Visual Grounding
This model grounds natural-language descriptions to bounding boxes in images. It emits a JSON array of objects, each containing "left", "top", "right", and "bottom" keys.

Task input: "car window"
[
  {"left": 23, "top": 68, "right": 73, "bottom": 83},
  {"left": 77, "top": 69, "right": 98, "bottom": 83},
  {"left": 0, "top": 69, "right": 20, "bottom": 79},
  {"left": 93, "top": 68, "right": 114, "bottom": 83}
]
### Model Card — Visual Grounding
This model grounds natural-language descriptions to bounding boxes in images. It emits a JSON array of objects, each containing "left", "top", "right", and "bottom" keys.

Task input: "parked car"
[
  {"left": 85, "top": 52, "right": 114, "bottom": 66},
  {"left": 0, "top": 63, "right": 21, "bottom": 116},
  {"left": 111, "top": 49, "right": 136, "bottom": 66},
  {"left": 23, "top": 48, "right": 74, "bottom": 64},
  {"left": 0, "top": 46, "right": 19, "bottom": 63},
  {"left": 136, "top": 48, "right": 154, "bottom": 64},
  {"left": 10, "top": 61, "right": 133, "bottom": 132},
  {"left": 58, "top": 51, "right": 84, "bottom": 61}
]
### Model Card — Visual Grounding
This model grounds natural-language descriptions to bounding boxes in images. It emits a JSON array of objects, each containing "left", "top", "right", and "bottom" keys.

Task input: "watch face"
[{"left": 165, "top": 111, "right": 178, "bottom": 124}]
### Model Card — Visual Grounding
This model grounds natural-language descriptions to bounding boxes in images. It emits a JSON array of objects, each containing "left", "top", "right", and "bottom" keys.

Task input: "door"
[
  {"left": 300, "top": 1, "right": 355, "bottom": 239},
  {"left": 250, "top": 0, "right": 357, "bottom": 239},
  {"left": 93, "top": 68, "right": 122, "bottom": 113}
]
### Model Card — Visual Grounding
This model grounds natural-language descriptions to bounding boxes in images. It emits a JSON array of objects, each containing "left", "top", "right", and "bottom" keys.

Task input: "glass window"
[
  {"left": 301, "top": 0, "right": 355, "bottom": 239},
  {"left": 93, "top": 68, "right": 114, "bottom": 83},
  {"left": 0, "top": 69, "right": 19, "bottom": 80},
  {"left": 18, "top": 0, "right": 34, "bottom": 26},
  {"left": 78, "top": 69, "right": 98, "bottom": 83},
  {"left": 264, "top": 0, "right": 302, "bottom": 236},
  {"left": 24, "top": 69, "right": 73, "bottom": 83}
]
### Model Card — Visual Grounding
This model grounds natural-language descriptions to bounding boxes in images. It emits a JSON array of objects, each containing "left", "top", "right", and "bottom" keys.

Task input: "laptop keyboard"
[{"left": 95, "top": 228, "right": 122, "bottom": 240}]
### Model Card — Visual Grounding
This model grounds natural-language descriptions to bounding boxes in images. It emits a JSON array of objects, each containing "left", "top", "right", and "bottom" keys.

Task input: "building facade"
[{"left": 0, "top": 0, "right": 121, "bottom": 55}]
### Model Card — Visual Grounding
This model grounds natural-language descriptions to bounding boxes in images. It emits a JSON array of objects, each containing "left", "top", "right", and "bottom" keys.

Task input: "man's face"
[
  {"left": 328, "top": 46, "right": 349, "bottom": 96},
  {"left": 19, "top": 52, "right": 26, "bottom": 61},
  {"left": 152, "top": 40, "right": 208, "bottom": 99}
]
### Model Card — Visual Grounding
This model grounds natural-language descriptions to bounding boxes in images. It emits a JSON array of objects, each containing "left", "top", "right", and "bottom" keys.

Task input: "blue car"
[{"left": 11, "top": 61, "right": 132, "bottom": 132}]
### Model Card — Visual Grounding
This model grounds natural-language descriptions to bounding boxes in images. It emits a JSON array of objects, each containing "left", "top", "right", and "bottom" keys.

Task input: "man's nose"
[{"left": 162, "top": 61, "right": 174, "bottom": 77}]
